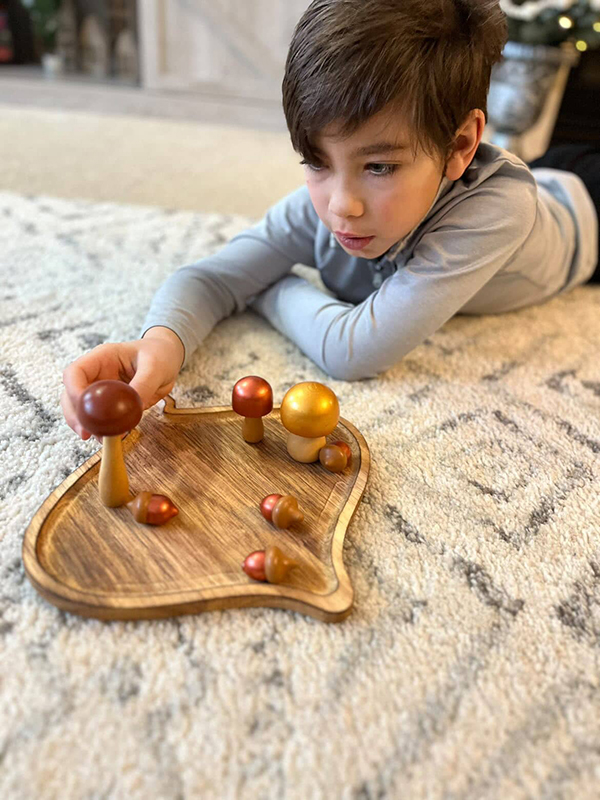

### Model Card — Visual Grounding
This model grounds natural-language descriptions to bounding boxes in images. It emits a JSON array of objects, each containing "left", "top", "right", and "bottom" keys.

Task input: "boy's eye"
[
  {"left": 300, "top": 159, "right": 325, "bottom": 172},
  {"left": 366, "top": 163, "right": 398, "bottom": 176}
]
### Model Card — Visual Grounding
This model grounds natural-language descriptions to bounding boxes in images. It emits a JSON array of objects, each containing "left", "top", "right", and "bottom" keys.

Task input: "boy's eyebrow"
[
  {"left": 309, "top": 141, "right": 409, "bottom": 160},
  {"left": 352, "top": 141, "right": 409, "bottom": 157}
]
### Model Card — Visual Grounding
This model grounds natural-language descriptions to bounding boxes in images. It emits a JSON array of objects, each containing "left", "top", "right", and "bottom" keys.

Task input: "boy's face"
[{"left": 302, "top": 108, "right": 446, "bottom": 260}]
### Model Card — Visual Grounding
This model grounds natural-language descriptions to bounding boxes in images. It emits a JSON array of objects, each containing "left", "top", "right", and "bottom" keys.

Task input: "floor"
[
  {"left": 0, "top": 66, "right": 288, "bottom": 130},
  {"left": 0, "top": 69, "right": 303, "bottom": 217}
]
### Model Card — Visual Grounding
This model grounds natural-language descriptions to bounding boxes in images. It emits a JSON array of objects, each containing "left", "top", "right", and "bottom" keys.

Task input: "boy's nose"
[{"left": 328, "top": 187, "right": 364, "bottom": 219}]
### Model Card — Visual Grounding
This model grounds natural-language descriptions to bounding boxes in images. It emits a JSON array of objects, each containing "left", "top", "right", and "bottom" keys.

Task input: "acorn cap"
[
  {"left": 264, "top": 545, "right": 298, "bottom": 584},
  {"left": 272, "top": 495, "right": 304, "bottom": 529},
  {"left": 232, "top": 376, "right": 273, "bottom": 418},
  {"left": 319, "top": 444, "right": 348, "bottom": 473},
  {"left": 280, "top": 382, "right": 339, "bottom": 438},
  {"left": 76, "top": 380, "right": 143, "bottom": 437}
]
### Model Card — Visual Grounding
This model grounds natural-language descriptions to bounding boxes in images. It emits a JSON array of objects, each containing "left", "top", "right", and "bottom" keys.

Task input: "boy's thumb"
[{"left": 129, "top": 364, "right": 162, "bottom": 410}]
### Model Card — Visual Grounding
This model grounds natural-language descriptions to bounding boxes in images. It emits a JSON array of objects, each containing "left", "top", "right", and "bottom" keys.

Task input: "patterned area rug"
[{"left": 1, "top": 191, "right": 600, "bottom": 800}]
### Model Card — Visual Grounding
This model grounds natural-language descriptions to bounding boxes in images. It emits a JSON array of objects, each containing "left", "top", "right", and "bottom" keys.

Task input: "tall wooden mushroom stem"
[
  {"left": 99, "top": 433, "right": 131, "bottom": 507},
  {"left": 76, "top": 380, "right": 144, "bottom": 508}
]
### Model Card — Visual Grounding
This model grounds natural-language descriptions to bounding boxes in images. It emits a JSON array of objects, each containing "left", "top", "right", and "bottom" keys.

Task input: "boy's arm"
[
  {"left": 142, "top": 186, "right": 318, "bottom": 366},
  {"left": 251, "top": 192, "right": 537, "bottom": 381}
]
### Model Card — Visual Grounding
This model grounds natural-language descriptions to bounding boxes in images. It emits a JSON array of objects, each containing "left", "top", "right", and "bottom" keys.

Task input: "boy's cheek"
[{"left": 306, "top": 187, "right": 329, "bottom": 224}]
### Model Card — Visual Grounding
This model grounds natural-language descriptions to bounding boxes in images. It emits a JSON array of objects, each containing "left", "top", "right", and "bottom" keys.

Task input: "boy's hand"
[{"left": 61, "top": 327, "right": 185, "bottom": 440}]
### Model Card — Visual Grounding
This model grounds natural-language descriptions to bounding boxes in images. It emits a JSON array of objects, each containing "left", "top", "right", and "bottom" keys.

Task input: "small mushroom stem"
[
  {"left": 286, "top": 432, "right": 326, "bottom": 463},
  {"left": 242, "top": 416, "right": 264, "bottom": 443},
  {"left": 99, "top": 434, "right": 131, "bottom": 507}
]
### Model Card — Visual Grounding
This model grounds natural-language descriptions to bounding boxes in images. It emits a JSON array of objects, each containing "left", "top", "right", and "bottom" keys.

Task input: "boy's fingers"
[
  {"left": 62, "top": 351, "right": 102, "bottom": 405},
  {"left": 60, "top": 389, "right": 91, "bottom": 440}
]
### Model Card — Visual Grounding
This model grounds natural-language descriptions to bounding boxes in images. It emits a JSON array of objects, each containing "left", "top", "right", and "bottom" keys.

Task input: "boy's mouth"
[{"left": 334, "top": 231, "right": 375, "bottom": 251}]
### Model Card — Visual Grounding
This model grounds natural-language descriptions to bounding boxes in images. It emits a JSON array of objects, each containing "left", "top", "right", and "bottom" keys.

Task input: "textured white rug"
[{"left": 1, "top": 190, "right": 600, "bottom": 800}]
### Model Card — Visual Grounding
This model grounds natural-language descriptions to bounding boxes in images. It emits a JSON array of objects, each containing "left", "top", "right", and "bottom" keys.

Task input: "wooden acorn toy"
[
  {"left": 242, "top": 545, "right": 298, "bottom": 584},
  {"left": 280, "top": 382, "right": 340, "bottom": 462},
  {"left": 260, "top": 494, "right": 304, "bottom": 529},
  {"left": 319, "top": 440, "right": 352, "bottom": 473},
  {"left": 126, "top": 492, "right": 179, "bottom": 525},
  {"left": 76, "top": 380, "right": 143, "bottom": 507},
  {"left": 232, "top": 376, "right": 273, "bottom": 443}
]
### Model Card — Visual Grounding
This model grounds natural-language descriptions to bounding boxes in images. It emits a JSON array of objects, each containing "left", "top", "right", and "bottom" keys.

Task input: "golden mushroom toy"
[{"left": 280, "top": 382, "right": 340, "bottom": 462}]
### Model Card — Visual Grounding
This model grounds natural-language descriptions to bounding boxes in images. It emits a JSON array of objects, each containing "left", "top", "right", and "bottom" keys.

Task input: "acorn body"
[
  {"left": 126, "top": 492, "right": 179, "bottom": 525},
  {"left": 242, "top": 550, "right": 267, "bottom": 581},
  {"left": 260, "top": 494, "right": 283, "bottom": 521}
]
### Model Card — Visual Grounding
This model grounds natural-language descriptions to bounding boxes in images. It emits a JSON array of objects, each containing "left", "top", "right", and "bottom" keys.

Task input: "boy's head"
[{"left": 282, "top": 0, "right": 508, "bottom": 259}]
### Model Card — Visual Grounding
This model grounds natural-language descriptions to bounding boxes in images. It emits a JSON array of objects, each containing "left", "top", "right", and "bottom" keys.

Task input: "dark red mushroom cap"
[
  {"left": 232, "top": 376, "right": 273, "bottom": 419},
  {"left": 76, "top": 380, "right": 143, "bottom": 437}
]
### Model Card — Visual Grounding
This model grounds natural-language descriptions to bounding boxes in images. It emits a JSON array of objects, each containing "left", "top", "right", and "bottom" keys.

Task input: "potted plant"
[
  {"left": 488, "top": 1, "right": 600, "bottom": 150},
  {"left": 23, "top": 0, "right": 61, "bottom": 76}
]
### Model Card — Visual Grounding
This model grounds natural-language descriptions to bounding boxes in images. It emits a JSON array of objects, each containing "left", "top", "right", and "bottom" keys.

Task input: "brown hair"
[{"left": 282, "top": 0, "right": 507, "bottom": 163}]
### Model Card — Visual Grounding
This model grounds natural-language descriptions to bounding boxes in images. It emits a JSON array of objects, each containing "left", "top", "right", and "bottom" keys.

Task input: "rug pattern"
[{"left": 1, "top": 192, "right": 600, "bottom": 799}]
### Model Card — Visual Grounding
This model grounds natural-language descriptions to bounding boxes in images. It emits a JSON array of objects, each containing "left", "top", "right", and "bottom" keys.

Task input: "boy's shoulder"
[
  {"left": 437, "top": 142, "right": 539, "bottom": 235},
  {"left": 461, "top": 142, "right": 537, "bottom": 196}
]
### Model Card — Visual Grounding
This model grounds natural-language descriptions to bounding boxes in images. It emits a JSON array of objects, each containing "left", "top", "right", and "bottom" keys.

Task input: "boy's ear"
[{"left": 444, "top": 109, "right": 486, "bottom": 181}]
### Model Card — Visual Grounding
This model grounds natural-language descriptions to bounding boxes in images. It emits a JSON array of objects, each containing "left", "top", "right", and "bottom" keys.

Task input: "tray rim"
[{"left": 22, "top": 397, "right": 370, "bottom": 623}]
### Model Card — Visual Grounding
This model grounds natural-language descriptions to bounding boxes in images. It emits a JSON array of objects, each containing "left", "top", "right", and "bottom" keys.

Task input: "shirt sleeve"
[
  {"left": 250, "top": 187, "right": 538, "bottom": 381},
  {"left": 141, "top": 186, "right": 319, "bottom": 366}
]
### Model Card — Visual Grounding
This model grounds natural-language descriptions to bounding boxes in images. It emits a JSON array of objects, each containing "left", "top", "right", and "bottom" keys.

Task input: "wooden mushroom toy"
[
  {"left": 242, "top": 545, "right": 298, "bottom": 584},
  {"left": 232, "top": 376, "right": 273, "bottom": 443},
  {"left": 126, "top": 492, "right": 179, "bottom": 525},
  {"left": 260, "top": 494, "right": 304, "bottom": 529},
  {"left": 76, "top": 380, "right": 143, "bottom": 508},
  {"left": 280, "top": 382, "right": 340, "bottom": 462}
]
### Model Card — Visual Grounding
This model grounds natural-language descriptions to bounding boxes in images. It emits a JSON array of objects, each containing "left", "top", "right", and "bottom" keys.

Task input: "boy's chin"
[{"left": 339, "top": 239, "right": 389, "bottom": 259}]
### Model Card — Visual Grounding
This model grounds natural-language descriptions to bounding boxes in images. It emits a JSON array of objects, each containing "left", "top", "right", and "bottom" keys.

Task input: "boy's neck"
[{"left": 384, "top": 174, "right": 454, "bottom": 262}]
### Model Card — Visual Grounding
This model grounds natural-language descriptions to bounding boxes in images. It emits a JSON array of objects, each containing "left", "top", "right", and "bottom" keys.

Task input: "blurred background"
[{"left": 0, "top": 0, "right": 599, "bottom": 216}]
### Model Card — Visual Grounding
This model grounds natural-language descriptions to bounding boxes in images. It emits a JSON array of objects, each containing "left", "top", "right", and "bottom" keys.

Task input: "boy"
[{"left": 62, "top": 0, "right": 599, "bottom": 440}]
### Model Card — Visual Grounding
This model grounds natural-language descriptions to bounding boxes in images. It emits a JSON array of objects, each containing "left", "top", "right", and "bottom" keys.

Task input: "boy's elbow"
[{"left": 325, "top": 361, "right": 381, "bottom": 382}]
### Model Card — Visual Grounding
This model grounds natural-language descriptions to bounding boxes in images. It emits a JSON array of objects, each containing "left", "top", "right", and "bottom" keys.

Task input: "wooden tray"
[{"left": 23, "top": 397, "right": 370, "bottom": 622}]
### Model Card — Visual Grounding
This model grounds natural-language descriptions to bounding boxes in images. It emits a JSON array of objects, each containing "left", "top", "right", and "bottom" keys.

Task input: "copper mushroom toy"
[
  {"left": 280, "top": 382, "right": 340, "bottom": 462},
  {"left": 76, "top": 380, "right": 143, "bottom": 507},
  {"left": 232, "top": 376, "right": 273, "bottom": 443}
]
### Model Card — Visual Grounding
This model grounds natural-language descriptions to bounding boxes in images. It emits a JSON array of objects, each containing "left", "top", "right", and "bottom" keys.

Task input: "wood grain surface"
[{"left": 23, "top": 397, "right": 370, "bottom": 622}]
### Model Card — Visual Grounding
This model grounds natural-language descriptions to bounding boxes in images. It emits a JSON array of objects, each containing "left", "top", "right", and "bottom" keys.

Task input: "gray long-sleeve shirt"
[{"left": 142, "top": 143, "right": 598, "bottom": 381}]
